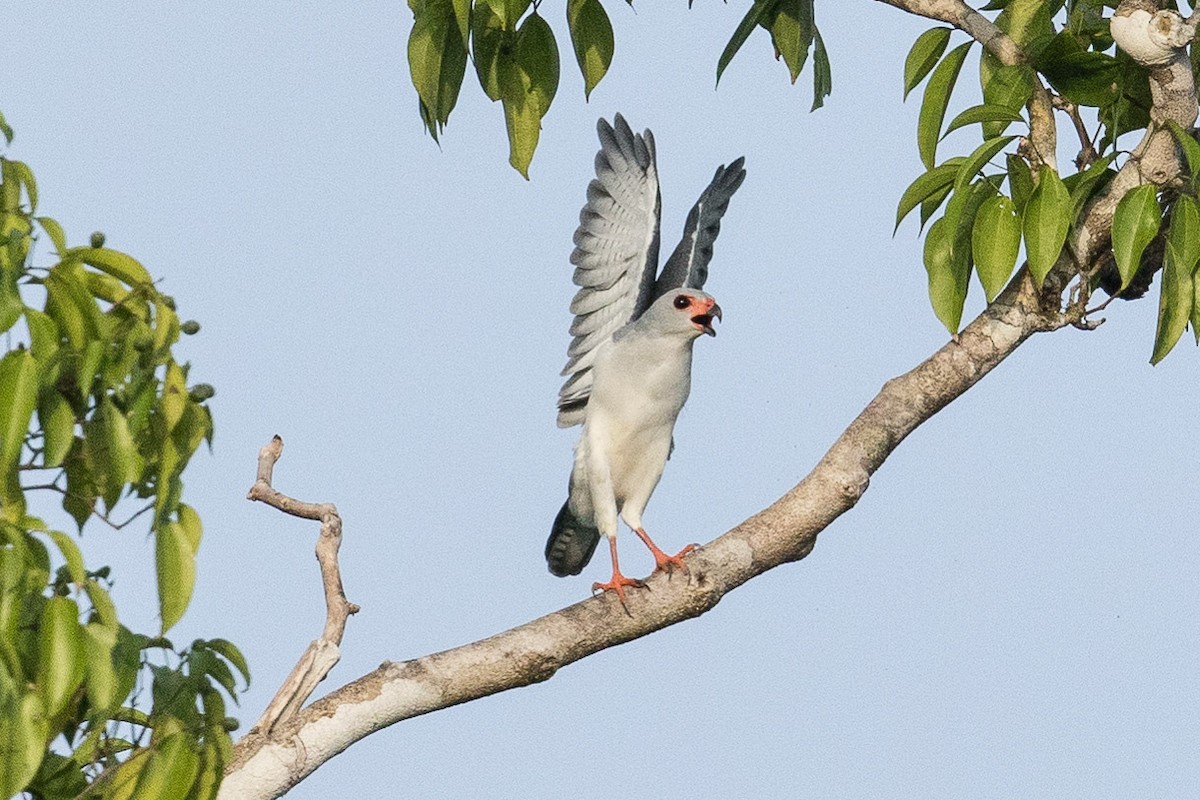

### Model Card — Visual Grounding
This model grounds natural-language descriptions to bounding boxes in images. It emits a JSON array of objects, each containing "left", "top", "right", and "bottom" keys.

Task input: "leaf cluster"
[
  {"left": 895, "top": 1, "right": 1200, "bottom": 361},
  {"left": 407, "top": 0, "right": 831, "bottom": 176},
  {"left": 0, "top": 117, "right": 246, "bottom": 798}
]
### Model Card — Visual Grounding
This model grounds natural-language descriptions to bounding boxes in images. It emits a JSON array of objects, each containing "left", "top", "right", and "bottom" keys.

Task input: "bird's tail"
[{"left": 546, "top": 501, "right": 601, "bottom": 577}]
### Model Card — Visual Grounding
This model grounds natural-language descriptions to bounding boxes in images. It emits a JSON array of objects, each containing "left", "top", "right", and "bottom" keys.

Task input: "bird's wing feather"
[
  {"left": 557, "top": 114, "right": 662, "bottom": 428},
  {"left": 652, "top": 156, "right": 746, "bottom": 297}
]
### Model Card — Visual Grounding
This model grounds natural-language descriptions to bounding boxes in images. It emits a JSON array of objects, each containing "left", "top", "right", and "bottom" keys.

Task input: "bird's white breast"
[{"left": 585, "top": 331, "right": 694, "bottom": 502}]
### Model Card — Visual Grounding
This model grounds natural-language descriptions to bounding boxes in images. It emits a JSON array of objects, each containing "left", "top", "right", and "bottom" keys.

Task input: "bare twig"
[
  {"left": 246, "top": 435, "right": 360, "bottom": 734},
  {"left": 1051, "top": 96, "right": 1101, "bottom": 170}
]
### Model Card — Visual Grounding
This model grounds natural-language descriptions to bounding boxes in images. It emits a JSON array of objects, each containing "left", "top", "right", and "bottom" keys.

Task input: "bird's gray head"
[{"left": 641, "top": 289, "right": 722, "bottom": 338}]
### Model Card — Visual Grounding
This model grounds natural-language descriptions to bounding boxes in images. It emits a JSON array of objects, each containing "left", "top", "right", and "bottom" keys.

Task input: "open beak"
[{"left": 692, "top": 302, "right": 722, "bottom": 337}]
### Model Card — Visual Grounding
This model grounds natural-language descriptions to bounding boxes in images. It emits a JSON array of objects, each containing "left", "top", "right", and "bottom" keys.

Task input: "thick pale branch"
[{"left": 246, "top": 436, "right": 360, "bottom": 734}]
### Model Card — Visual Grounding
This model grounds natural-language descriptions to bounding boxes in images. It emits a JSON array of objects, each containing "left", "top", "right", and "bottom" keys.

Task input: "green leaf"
[
  {"left": 924, "top": 216, "right": 968, "bottom": 333},
  {"left": 895, "top": 160, "right": 963, "bottom": 231},
  {"left": 157, "top": 521, "right": 196, "bottom": 633},
  {"left": 131, "top": 733, "right": 200, "bottom": 800},
  {"left": 0, "top": 691, "right": 47, "bottom": 798},
  {"left": 408, "top": 0, "right": 469, "bottom": 136},
  {"left": 84, "top": 578, "right": 119, "bottom": 630},
  {"left": 62, "top": 447, "right": 95, "bottom": 530},
  {"left": 105, "top": 748, "right": 151, "bottom": 800},
  {"left": 46, "top": 530, "right": 86, "bottom": 585},
  {"left": 1065, "top": 153, "right": 1116, "bottom": 224},
  {"left": 498, "top": 13, "right": 560, "bottom": 178},
  {"left": 917, "top": 41, "right": 972, "bottom": 170},
  {"left": 88, "top": 398, "right": 144, "bottom": 509},
  {"left": 1022, "top": 166, "right": 1071, "bottom": 286},
  {"left": 1191, "top": 261, "right": 1200, "bottom": 344},
  {"left": 567, "top": 0, "right": 614, "bottom": 100},
  {"left": 919, "top": 181, "right": 955, "bottom": 229},
  {"left": 717, "top": 0, "right": 773, "bottom": 86},
  {"left": 954, "top": 135, "right": 1017, "bottom": 193},
  {"left": 10, "top": 161, "right": 36, "bottom": 213},
  {"left": 1038, "top": 32, "right": 1120, "bottom": 108},
  {"left": 1150, "top": 240, "right": 1194, "bottom": 364},
  {"left": 1168, "top": 194, "right": 1200, "bottom": 275},
  {"left": 191, "top": 743, "right": 225, "bottom": 800},
  {"left": 498, "top": 0, "right": 532, "bottom": 28},
  {"left": 23, "top": 309, "right": 58, "bottom": 369},
  {"left": 472, "top": 1, "right": 508, "bottom": 101},
  {"left": 36, "top": 596, "right": 85, "bottom": 721},
  {"left": 79, "top": 339, "right": 105, "bottom": 400},
  {"left": 35, "top": 217, "right": 67, "bottom": 256},
  {"left": 1166, "top": 120, "right": 1200, "bottom": 186},
  {"left": 1042, "top": 51, "right": 1120, "bottom": 107},
  {"left": 1, "top": 161, "right": 19, "bottom": 212},
  {"left": 996, "top": 0, "right": 1054, "bottom": 52},
  {"left": 1006, "top": 154, "right": 1034, "bottom": 212},
  {"left": 65, "top": 246, "right": 152, "bottom": 287},
  {"left": 769, "top": 0, "right": 814, "bottom": 85},
  {"left": 155, "top": 295, "right": 180, "bottom": 352},
  {"left": 810, "top": 25, "right": 832, "bottom": 111},
  {"left": 0, "top": 350, "right": 37, "bottom": 520},
  {"left": 0, "top": 261, "right": 21, "bottom": 335},
  {"left": 1098, "top": 51, "right": 1151, "bottom": 153},
  {"left": 979, "top": 59, "right": 1034, "bottom": 137},
  {"left": 1111, "top": 184, "right": 1161, "bottom": 292},
  {"left": 501, "top": 88, "right": 539, "bottom": 181},
  {"left": 177, "top": 503, "right": 203, "bottom": 553},
  {"left": 972, "top": 195, "right": 1022, "bottom": 301},
  {"left": 37, "top": 391, "right": 74, "bottom": 468},
  {"left": 942, "top": 104, "right": 1026, "bottom": 139},
  {"left": 451, "top": 0, "right": 470, "bottom": 43},
  {"left": 904, "top": 27, "right": 952, "bottom": 100},
  {"left": 43, "top": 278, "right": 85, "bottom": 350},
  {"left": 204, "top": 639, "right": 251, "bottom": 689},
  {"left": 518, "top": 13, "right": 560, "bottom": 115},
  {"left": 0, "top": 111, "right": 12, "bottom": 145},
  {"left": 82, "top": 622, "right": 118, "bottom": 711},
  {"left": 943, "top": 178, "right": 996, "bottom": 284}
]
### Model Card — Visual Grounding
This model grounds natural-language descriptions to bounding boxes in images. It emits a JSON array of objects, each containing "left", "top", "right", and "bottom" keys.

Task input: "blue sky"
[{"left": 4, "top": 2, "right": 1198, "bottom": 797}]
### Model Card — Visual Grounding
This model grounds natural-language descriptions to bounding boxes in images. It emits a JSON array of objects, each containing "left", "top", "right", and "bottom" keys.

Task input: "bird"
[{"left": 545, "top": 113, "right": 746, "bottom": 604}]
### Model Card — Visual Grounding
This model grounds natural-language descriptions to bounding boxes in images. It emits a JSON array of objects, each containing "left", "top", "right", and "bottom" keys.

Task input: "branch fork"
[{"left": 245, "top": 435, "right": 360, "bottom": 735}]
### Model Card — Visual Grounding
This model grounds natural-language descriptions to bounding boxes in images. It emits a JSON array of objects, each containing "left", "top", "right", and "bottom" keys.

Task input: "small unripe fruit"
[{"left": 189, "top": 384, "right": 216, "bottom": 402}]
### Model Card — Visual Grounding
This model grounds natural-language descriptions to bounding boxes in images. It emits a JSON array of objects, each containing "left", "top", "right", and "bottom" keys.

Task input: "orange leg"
[
  {"left": 634, "top": 528, "right": 697, "bottom": 576},
  {"left": 592, "top": 536, "right": 645, "bottom": 605}
]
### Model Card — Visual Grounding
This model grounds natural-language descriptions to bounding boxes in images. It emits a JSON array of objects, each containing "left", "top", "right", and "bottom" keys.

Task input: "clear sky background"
[{"left": 4, "top": 2, "right": 1198, "bottom": 798}]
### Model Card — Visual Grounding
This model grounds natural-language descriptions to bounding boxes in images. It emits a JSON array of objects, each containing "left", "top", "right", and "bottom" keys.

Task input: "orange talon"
[
  {"left": 591, "top": 573, "right": 646, "bottom": 605},
  {"left": 634, "top": 528, "right": 697, "bottom": 576},
  {"left": 593, "top": 537, "right": 646, "bottom": 608}
]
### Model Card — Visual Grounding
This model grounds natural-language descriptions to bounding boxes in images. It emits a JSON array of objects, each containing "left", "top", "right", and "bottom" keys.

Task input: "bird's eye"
[{"left": 673, "top": 295, "right": 690, "bottom": 310}]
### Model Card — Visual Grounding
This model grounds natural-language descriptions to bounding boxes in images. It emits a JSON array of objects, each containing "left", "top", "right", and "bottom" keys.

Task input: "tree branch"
[
  {"left": 219, "top": 271, "right": 1073, "bottom": 799},
  {"left": 245, "top": 435, "right": 360, "bottom": 735}
]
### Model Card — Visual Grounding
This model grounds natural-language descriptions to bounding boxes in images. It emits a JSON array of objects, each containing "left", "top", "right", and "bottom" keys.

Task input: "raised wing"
[
  {"left": 652, "top": 156, "right": 746, "bottom": 298},
  {"left": 557, "top": 114, "right": 662, "bottom": 428}
]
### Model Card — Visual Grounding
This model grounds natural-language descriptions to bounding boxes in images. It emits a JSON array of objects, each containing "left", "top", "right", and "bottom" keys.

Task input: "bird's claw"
[
  {"left": 650, "top": 543, "right": 697, "bottom": 576},
  {"left": 592, "top": 573, "right": 646, "bottom": 606}
]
